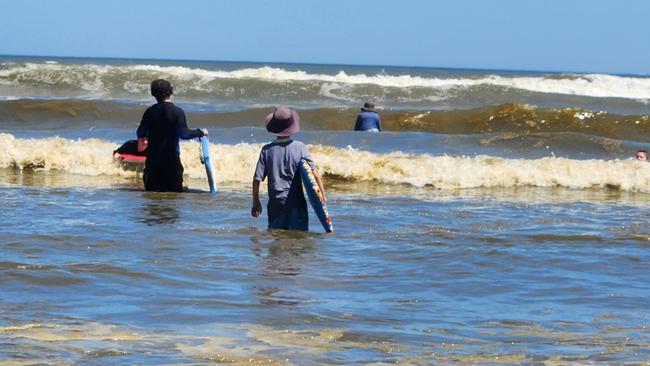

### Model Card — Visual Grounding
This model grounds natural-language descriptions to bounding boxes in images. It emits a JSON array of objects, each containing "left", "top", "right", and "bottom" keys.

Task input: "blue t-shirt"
[
  {"left": 354, "top": 111, "right": 381, "bottom": 131},
  {"left": 254, "top": 138, "right": 313, "bottom": 220}
]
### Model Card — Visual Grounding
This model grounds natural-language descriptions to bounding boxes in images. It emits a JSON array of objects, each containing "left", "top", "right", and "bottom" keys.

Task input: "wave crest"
[
  {"left": 1, "top": 134, "right": 649, "bottom": 193},
  {"left": 2, "top": 100, "right": 649, "bottom": 142},
  {"left": 1, "top": 62, "right": 649, "bottom": 101}
]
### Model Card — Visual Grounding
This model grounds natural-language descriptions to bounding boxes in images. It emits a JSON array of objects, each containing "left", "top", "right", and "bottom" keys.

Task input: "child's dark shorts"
[{"left": 268, "top": 207, "right": 308, "bottom": 231}]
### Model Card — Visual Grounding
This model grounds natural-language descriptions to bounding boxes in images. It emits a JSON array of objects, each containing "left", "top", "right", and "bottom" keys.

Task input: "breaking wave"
[
  {"left": 1, "top": 134, "right": 649, "bottom": 193},
  {"left": 1, "top": 99, "right": 649, "bottom": 142},
  {"left": 1, "top": 61, "right": 649, "bottom": 104}
]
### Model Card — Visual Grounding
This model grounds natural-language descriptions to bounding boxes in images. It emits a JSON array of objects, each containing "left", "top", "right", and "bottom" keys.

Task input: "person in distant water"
[
  {"left": 136, "top": 79, "right": 207, "bottom": 192},
  {"left": 251, "top": 107, "right": 326, "bottom": 231},
  {"left": 636, "top": 149, "right": 648, "bottom": 161},
  {"left": 354, "top": 101, "right": 381, "bottom": 132}
]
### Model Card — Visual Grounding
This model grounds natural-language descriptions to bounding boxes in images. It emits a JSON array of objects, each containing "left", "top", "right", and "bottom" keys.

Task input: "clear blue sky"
[{"left": 0, "top": 0, "right": 648, "bottom": 74}]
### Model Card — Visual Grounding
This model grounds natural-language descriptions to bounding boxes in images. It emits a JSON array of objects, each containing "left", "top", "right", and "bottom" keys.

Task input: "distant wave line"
[{"left": 1, "top": 62, "right": 649, "bottom": 100}]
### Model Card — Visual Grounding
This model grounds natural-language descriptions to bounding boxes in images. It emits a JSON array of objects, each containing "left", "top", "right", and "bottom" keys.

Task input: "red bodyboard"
[{"left": 115, "top": 153, "right": 146, "bottom": 164}]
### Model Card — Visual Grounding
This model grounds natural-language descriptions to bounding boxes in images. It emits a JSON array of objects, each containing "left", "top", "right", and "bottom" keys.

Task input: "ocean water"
[{"left": 1, "top": 56, "right": 650, "bottom": 364}]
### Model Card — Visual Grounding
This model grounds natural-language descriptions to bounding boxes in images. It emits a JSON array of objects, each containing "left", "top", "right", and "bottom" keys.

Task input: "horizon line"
[{"left": 0, "top": 53, "right": 646, "bottom": 77}]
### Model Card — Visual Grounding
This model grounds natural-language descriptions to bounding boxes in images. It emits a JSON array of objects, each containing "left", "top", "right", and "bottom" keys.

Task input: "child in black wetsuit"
[
  {"left": 136, "top": 79, "right": 207, "bottom": 192},
  {"left": 113, "top": 140, "right": 146, "bottom": 157}
]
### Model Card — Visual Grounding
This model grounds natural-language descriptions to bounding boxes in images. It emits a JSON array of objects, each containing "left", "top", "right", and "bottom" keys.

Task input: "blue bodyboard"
[
  {"left": 300, "top": 159, "right": 333, "bottom": 233},
  {"left": 200, "top": 137, "right": 217, "bottom": 195}
]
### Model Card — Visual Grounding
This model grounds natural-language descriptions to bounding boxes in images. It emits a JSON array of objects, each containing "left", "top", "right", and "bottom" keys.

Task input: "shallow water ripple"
[{"left": 1, "top": 183, "right": 650, "bottom": 364}]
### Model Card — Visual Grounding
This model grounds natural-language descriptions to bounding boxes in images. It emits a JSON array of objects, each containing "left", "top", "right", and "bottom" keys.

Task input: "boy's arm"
[
  {"left": 136, "top": 110, "right": 149, "bottom": 151},
  {"left": 251, "top": 179, "right": 262, "bottom": 217},
  {"left": 312, "top": 166, "right": 327, "bottom": 202},
  {"left": 302, "top": 144, "right": 326, "bottom": 200},
  {"left": 136, "top": 109, "right": 148, "bottom": 139},
  {"left": 252, "top": 149, "right": 266, "bottom": 217},
  {"left": 176, "top": 109, "right": 204, "bottom": 140}
]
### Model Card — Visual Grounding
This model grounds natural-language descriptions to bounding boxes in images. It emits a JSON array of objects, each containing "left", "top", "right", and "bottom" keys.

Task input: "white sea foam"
[
  {"left": 1, "top": 134, "right": 649, "bottom": 193},
  {"left": 0, "top": 62, "right": 649, "bottom": 100},
  {"left": 318, "top": 83, "right": 356, "bottom": 102}
]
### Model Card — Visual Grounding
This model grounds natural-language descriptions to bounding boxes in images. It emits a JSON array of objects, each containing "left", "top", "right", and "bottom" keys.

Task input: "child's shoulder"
[
  {"left": 260, "top": 141, "right": 278, "bottom": 155},
  {"left": 263, "top": 138, "right": 304, "bottom": 149}
]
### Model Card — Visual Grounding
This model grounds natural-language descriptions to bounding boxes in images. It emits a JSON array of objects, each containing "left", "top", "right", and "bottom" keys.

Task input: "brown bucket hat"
[{"left": 265, "top": 106, "right": 300, "bottom": 137}]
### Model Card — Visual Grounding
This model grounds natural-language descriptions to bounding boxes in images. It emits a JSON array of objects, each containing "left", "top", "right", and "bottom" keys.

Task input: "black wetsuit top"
[
  {"left": 136, "top": 102, "right": 201, "bottom": 191},
  {"left": 113, "top": 140, "right": 146, "bottom": 156}
]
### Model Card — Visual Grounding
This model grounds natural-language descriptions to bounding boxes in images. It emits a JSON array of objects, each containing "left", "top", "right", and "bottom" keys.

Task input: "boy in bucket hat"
[{"left": 251, "top": 106, "right": 326, "bottom": 231}]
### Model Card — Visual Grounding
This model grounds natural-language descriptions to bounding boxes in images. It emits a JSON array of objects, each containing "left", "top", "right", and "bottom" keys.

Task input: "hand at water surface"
[{"left": 251, "top": 199, "right": 262, "bottom": 217}]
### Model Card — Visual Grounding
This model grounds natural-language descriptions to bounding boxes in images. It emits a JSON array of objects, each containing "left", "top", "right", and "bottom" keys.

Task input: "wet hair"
[
  {"left": 363, "top": 101, "right": 375, "bottom": 110},
  {"left": 638, "top": 149, "right": 648, "bottom": 154},
  {"left": 150, "top": 79, "right": 173, "bottom": 102}
]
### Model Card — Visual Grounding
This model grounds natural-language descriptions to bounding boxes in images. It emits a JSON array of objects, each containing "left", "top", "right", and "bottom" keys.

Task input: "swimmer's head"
[
  {"left": 150, "top": 79, "right": 173, "bottom": 102},
  {"left": 361, "top": 101, "right": 375, "bottom": 112},
  {"left": 636, "top": 149, "right": 648, "bottom": 161}
]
